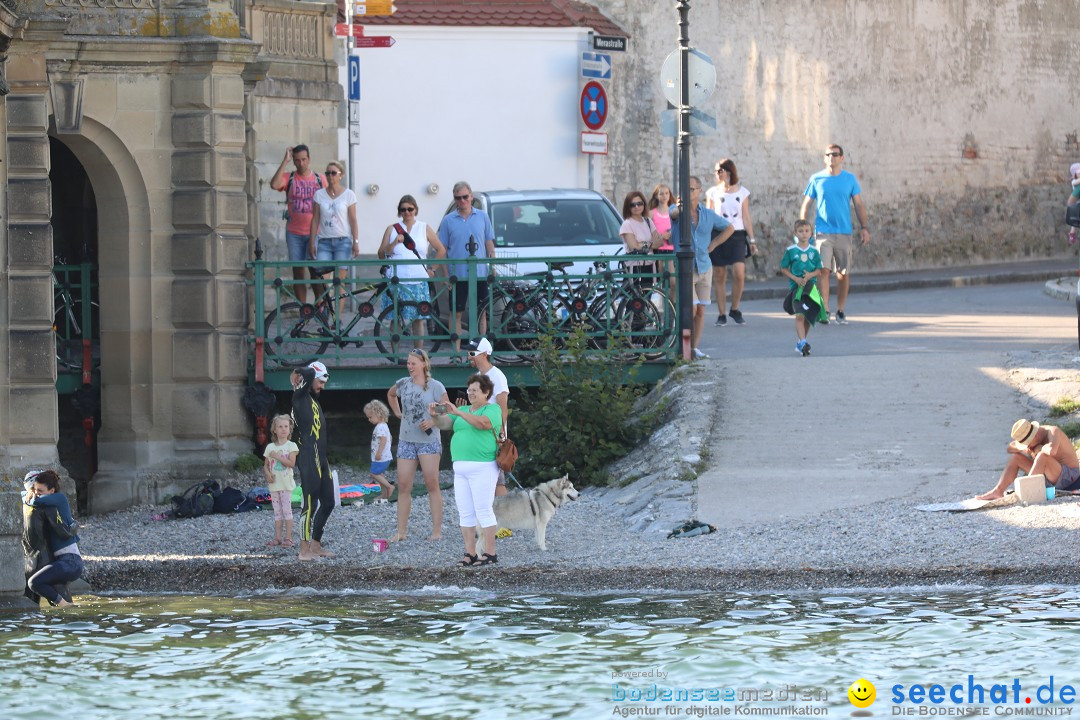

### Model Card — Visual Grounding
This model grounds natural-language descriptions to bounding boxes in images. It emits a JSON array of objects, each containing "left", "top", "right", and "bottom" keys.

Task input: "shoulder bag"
[{"left": 490, "top": 427, "right": 518, "bottom": 472}]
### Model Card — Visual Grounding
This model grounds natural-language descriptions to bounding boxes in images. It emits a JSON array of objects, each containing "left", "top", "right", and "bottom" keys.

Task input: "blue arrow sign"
[
  {"left": 348, "top": 56, "right": 360, "bottom": 101},
  {"left": 581, "top": 52, "right": 612, "bottom": 80}
]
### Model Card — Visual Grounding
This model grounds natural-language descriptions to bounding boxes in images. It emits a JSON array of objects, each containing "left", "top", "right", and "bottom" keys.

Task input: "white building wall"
[{"left": 341, "top": 26, "right": 605, "bottom": 254}]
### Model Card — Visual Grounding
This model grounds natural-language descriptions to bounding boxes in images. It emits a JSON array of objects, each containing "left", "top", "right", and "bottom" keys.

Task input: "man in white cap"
[
  {"left": 466, "top": 337, "right": 510, "bottom": 495},
  {"left": 289, "top": 360, "right": 335, "bottom": 560},
  {"left": 976, "top": 418, "right": 1080, "bottom": 500}
]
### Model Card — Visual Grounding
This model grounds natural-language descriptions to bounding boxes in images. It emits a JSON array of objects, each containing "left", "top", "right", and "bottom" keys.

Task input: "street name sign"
[
  {"left": 354, "top": 35, "right": 395, "bottom": 48},
  {"left": 593, "top": 35, "right": 626, "bottom": 52}
]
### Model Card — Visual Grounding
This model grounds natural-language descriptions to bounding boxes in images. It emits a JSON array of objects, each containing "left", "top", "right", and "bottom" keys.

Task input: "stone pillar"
[
  {"left": 169, "top": 63, "right": 252, "bottom": 471},
  {"left": 0, "top": 11, "right": 62, "bottom": 596}
]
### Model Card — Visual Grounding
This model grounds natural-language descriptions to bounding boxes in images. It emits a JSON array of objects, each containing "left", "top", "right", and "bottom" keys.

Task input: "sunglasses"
[
  {"left": 326, "top": 170, "right": 341, "bottom": 175},
  {"left": 398, "top": 206, "right": 416, "bottom": 213},
  {"left": 410, "top": 348, "right": 425, "bottom": 357},
  {"left": 454, "top": 194, "right": 471, "bottom": 201},
  {"left": 468, "top": 351, "right": 480, "bottom": 358},
  {"left": 824, "top": 152, "right": 842, "bottom": 157},
  {"left": 630, "top": 201, "right": 644, "bottom": 208}
]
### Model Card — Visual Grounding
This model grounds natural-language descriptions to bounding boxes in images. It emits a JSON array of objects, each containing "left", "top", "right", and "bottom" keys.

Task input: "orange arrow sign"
[{"left": 354, "top": 0, "right": 396, "bottom": 15}]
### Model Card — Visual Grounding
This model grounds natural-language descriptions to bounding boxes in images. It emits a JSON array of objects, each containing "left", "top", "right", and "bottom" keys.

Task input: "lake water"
[{"left": 3, "top": 586, "right": 1080, "bottom": 720}]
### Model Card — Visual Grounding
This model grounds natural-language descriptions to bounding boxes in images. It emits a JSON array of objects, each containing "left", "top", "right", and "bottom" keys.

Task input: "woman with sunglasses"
[
  {"left": 705, "top": 158, "right": 755, "bottom": 326},
  {"left": 309, "top": 160, "right": 359, "bottom": 313},
  {"left": 620, "top": 190, "right": 660, "bottom": 279},
  {"left": 377, "top": 195, "right": 447, "bottom": 355},
  {"left": 387, "top": 348, "right": 451, "bottom": 542}
]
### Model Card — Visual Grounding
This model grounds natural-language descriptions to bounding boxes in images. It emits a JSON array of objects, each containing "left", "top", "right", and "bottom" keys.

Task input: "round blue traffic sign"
[{"left": 580, "top": 81, "right": 608, "bottom": 130}]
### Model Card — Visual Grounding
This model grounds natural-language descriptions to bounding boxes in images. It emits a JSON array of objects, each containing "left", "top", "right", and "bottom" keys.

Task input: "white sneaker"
[{"left": 693, "top": 348, "right": 709, "bottom": 359}]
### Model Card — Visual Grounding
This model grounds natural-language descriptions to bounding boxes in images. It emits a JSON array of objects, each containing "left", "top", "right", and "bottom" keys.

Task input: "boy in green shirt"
[{"left": 780, "top": 219, "right": 823, "bottom": 356}]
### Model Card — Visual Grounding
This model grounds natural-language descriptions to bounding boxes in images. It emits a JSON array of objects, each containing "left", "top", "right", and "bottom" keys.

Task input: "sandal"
[
  {"left": 475, "top": 552, "right": 498, "bottom": 566},
  {"left": 281, "top": 539, "right": 294, "bottom": 548},
  {"left": 457, "top": 553, "right": 479, "bottom": 567},
  {"left": 266, "top": 539, "right": 282, "bottom": 547}
]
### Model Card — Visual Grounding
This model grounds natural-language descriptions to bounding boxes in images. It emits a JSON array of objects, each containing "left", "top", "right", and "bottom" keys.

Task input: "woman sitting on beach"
[
  {"left": 387, "top": 348, "right": 450, "bottom": 542},
  {"left": 23, "top": 470, "right": 81, "bottom": 607},
  {"left": 430, "top": 373, "right": 502, "bottom": 567}
]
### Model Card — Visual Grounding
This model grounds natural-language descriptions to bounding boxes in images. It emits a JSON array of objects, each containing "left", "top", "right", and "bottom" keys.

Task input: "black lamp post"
[{"left": 675, "top": 0, "right": 693, "bottom": 359}]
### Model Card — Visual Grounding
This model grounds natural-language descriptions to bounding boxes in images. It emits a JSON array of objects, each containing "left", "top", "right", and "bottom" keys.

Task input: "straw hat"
[{"left": 1011, "top": 418, "right": 1041, "bottom": 446}]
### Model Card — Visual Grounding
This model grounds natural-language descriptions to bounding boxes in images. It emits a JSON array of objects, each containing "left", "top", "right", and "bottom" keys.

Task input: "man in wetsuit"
[{"left": 290, "top": 361, "right": 335, "bottom": 560}]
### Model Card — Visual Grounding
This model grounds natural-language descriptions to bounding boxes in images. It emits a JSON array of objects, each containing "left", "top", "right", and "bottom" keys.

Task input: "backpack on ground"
[
  {"left": 214, "top": 486, "right": 259, "bottom": 514},
  {"left": 171, "top": 480, "right": 221, "bottom": 519}
]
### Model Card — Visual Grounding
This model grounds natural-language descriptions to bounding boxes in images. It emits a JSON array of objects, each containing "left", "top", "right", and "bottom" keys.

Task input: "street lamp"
[{"left": 675, "top": 0, "right": 693, "bottom": 360}]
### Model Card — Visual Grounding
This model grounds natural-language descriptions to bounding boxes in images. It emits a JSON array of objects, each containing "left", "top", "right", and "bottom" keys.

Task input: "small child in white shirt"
[
  {"left": 262, "top": 414, "right": 298, "bottom": 547},
  {"left": 364, "top": 399, "right": 395, "bottom": 500}
]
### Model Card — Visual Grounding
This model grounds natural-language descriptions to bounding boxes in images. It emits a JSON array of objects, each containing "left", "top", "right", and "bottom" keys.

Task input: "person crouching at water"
[
  {"left": 23, "top": 470, "right": 81, "bottom": 607},
  {"left": 430, "top": 373, "right": 502, "bottom": 567},
  {"left": 291, "top": 361, "right": 335, "bottom": 560},
  {"left": 976, "top": 419, "right": 1080, "bottom": 501}
]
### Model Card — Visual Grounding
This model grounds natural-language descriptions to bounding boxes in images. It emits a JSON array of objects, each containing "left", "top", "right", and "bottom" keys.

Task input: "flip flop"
[
  {"left": 281, "top": 539, "right": 294, "bottom": 547},
  {"left": 265, "top": 539, "right": 282, "bottom": 547}
]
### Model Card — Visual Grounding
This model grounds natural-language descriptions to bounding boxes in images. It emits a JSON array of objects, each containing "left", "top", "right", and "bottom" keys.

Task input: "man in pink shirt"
[{"left": 271, "top": 145, "right": 326, "bottom": 304}]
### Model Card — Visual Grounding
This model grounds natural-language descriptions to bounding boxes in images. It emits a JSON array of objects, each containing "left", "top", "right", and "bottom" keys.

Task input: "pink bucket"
[{"left": 372, "top": 538, "right": 389, "bottom": 553}]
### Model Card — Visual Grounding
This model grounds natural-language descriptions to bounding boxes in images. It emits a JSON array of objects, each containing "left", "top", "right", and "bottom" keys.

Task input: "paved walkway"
[{"left": 695, "top": 259, "right": 1080, "bottom": 529}]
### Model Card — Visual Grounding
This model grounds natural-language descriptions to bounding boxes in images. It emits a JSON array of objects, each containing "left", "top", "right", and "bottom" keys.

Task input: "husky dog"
[{"left": 478, "top": 475, "right": 579, "bottom": 553}]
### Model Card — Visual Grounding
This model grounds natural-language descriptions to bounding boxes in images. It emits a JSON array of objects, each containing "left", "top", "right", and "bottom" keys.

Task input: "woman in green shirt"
[{"left": 431, "top": 373, "right": 503, "bottom": 567}]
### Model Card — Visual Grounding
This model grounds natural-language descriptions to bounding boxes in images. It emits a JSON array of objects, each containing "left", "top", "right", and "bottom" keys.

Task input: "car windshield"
[{"left": 490, "top": 199, "right": 622, "bottom": 248}]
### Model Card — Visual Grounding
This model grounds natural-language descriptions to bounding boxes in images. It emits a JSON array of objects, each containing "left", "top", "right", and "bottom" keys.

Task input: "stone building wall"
[{"left": 591, "top": 0, "right": 1080, "bottom": 273}]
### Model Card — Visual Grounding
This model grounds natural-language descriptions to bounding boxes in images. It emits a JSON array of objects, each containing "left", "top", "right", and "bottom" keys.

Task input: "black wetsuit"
[{"left": 292, "top": 366, "right": 334, "bottom": 542}]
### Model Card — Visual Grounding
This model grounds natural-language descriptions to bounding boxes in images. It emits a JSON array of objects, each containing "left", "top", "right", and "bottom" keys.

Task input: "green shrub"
[
  {"left": 1048, "top": 397, "right": 1080, "bottom": 418},
  {"left": 234, "top": 453, "right": 263, "bottom": 474},
  {"left": 511, "top": 327, "right": 654, "bottom": 488}
]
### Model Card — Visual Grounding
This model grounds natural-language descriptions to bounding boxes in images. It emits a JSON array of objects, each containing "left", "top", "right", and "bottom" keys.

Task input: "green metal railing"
[
  {"left": 53, "top": 262, "right": 99, "bottom": 394},
  {"left": 248, "top": 254, "right": 680, "bottom": 386}
]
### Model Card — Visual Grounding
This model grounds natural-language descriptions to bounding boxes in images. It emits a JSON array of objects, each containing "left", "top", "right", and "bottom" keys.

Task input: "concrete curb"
[
  {"left": 742, "top": 268, "right": 1069, "bottom": 302},
  {"left": 1044, "top": 276, "right": 1079, "bottom": 302}
]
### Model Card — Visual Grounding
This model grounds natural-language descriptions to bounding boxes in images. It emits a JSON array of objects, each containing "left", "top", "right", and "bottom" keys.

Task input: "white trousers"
[{"left": 453, "top": 460, "right": 498, "bottom": 528}]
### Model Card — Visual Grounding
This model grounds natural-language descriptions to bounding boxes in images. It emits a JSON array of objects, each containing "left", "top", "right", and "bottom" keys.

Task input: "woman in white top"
[
  {"left": 377, "top": 194, "right": 447, "bottom": 352},
  {"left": 705, "top": 158, "right": 756, "bottom": 326},
  {"left": 619, "top": 190, "right": 659, "bottom": 280},
  {"left": 309, "top": 160, "right": 359, "bottom": 309}
]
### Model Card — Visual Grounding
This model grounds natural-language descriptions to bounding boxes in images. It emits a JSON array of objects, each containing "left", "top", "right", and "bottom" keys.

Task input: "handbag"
[
  {"left": 491, "top": 428, "right": 518, "bottom": 472},
  {"left": 1066, "top": 203, "right": 1080, "bottom": 229}
]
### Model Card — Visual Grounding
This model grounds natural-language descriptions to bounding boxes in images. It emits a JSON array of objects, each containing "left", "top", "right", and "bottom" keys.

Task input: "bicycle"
[
  {"left": 53, "top": 262, "right": 100, "bottom": 371},
  {"left": 261, "top": 267, "right": 446, "bottom": 366}
]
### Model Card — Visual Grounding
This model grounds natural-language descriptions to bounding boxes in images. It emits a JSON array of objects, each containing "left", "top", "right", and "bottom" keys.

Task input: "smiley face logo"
[{"left": 847, "top": 679, "right": 876, "bottom": 709}]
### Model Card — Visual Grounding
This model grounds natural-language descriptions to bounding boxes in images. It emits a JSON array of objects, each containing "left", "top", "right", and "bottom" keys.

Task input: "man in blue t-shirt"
[
  {"left": 437, "top": 181, "right": 496, "bottom": 356},
  {"left": 798, "top": 144, "right": 870, "bottom": 325}
]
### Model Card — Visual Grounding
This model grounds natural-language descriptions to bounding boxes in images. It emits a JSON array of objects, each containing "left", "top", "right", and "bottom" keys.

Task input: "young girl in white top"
[
  {"left": 364, "top": 399, "right": 395, "bottom": 501},
  {"left": 263, "top": 414, "right": 299, "bottom": 547}
]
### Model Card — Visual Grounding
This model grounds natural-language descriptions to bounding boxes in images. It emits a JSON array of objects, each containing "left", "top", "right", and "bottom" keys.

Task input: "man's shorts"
[
  {"left": 1056, "top": 464, "right": 1080, "bottom": 491},
  {"left": 286, "top": 231, "right": 309, "bottom": 262},
  {"left": 692, "top": 268, "right": 713, "bottom": 305},
  {"left": 816, "top": 233, "right": 853, "bottom": 274},
  {"left": 370, "top": 460, "right": 391, "bottom": 475},
  {"left": 397, "top": 439, "right": 442, "bottom": 459},
  {"left": 453, "top": 280, "right": 489, "bottom": 312}
]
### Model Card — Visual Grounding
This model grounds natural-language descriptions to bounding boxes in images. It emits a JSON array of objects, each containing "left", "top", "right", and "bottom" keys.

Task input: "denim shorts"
[
  {"left": 316, "top": 236, "right": 353, "bottom": 269},
  {"left": 286, "top": 231, "right": 310, "bottom": 261}
]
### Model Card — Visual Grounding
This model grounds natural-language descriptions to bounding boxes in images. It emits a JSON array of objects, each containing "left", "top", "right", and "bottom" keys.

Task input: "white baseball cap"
[
  {"left": 466, "top": 338, "right": 493, "bottom": 355},
  {"left": 307, "top": 361, "right": 329, "bottom": 380}
]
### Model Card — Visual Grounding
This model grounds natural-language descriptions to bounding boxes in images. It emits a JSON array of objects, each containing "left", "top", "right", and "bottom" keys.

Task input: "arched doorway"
[{"left": 50, "top": 135, "right": 100, "bottom": 512}]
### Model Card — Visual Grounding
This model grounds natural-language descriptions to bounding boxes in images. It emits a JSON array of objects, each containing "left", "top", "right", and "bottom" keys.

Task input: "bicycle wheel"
[
  {"left": 614, "top": 290, "right": 672, "bottom": 359},
  {"left": 262, "top": 302, "right": 329, "bottom": 367},
  {"left": 374, "top": 301, "right": 444, "bottom": 360},
  {"left": 54, "top": 300, "right": 101, "bottom": 371},
  {"left": 498, "top": 294, "right": 546, "bottom": 358}
]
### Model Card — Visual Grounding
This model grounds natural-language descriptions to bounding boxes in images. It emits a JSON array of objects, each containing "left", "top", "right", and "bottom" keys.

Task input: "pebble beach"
[{"left": 76, "top": 348, "right": 1080, "bottom": 596}]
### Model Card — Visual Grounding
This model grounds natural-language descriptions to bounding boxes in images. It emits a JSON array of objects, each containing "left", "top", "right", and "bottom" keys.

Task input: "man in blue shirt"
[
  {"left": 670, "top": 176, "right": 733, "bottom": 359},
  {"left": 799, "top": 144, "right": 870, "bottom": 324},
  {"left": 437, "top": 181, "right": 496, "bottom": 356}
]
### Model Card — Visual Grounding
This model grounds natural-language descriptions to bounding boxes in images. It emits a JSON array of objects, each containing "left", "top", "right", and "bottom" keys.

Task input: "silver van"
[{"left": 443, "top": 188, "right": 625, "bottom": 275}]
